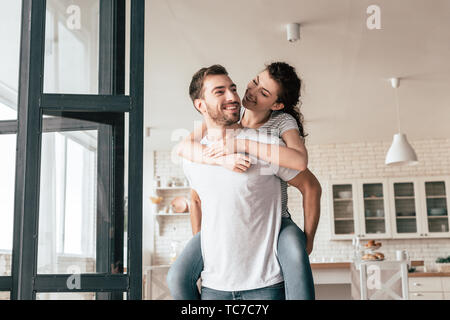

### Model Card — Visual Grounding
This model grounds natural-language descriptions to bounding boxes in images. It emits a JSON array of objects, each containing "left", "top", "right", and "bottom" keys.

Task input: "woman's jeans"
[
  {"left": 167, "top": 217, "right": 315, "bottom": 300},
  {"left": 201, "top": 282, "right": 285, "bottom": 300}
]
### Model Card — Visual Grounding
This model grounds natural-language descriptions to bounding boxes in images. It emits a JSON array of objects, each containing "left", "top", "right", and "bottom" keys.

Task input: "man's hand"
[{"left": 215, "top": 153, "right": 252, "bottom": 173}]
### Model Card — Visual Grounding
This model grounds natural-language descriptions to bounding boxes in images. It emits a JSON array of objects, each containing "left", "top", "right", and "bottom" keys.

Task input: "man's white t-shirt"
[{"left": 183, "top": 128, "right": 299, "bottom": 291}]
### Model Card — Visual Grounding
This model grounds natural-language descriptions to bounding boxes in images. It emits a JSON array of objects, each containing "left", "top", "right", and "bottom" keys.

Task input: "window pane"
[
  {"left": 125, "top": 0, "right": 131, "bottom": 96},
  {"left": 36, "top": 292, "right": 95, "bottom": 300},
  {"left": 37, "top": 129, "right": 98, "bottom": 274},
  {"left": 0, "top": 0, "right": 21, "bottom": 120},
  {"left": 44, "top": 0, "right": 99, "bottom": 94},
  {"left": 0, "top": 134, "right": 16, "bottom": 276}
]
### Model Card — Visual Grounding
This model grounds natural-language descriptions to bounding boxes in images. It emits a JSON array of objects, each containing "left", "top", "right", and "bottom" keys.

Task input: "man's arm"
[
  {"left": 287, "top": 169, "right": 322, "bottom": 255},
  {"left": 190, "top": 188, "right": 202, "bottom": 235}
]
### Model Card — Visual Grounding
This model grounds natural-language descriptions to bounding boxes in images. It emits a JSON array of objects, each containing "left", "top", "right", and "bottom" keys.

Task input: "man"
[{"left": 179, "top": 65, "right": 320, "bottom": 300}]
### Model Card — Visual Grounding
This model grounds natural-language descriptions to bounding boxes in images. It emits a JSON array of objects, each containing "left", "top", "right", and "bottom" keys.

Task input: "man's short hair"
[{"left": 189, "top": 64, "right": 228, "bottom": 103}]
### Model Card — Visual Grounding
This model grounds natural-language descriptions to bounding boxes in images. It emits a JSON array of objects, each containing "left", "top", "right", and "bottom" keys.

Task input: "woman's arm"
[
  {"left": 287, "top": 169, "right": 321, "bottom": 255},
  {"left": 176, "top": 121, "right": 216, "bottom": 165},
  {"left": 176, "top": 122, "right": 252, "bottom": 172},
  {"left": 233, "top": 129, "right": 308, "bottom": 171}
]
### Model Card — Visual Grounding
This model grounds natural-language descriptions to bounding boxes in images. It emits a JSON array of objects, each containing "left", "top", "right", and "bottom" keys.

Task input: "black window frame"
[{"left": 0, "top": 0, "right": 145, "bottom": 300}]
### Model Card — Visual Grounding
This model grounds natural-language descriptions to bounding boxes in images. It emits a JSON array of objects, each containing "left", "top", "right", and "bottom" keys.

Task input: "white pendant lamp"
[{"left": 385, "top": 78, "right": 418, "bottom": 166}]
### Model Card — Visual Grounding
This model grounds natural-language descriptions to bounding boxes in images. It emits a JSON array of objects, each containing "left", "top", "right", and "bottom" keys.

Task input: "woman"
[{"left": 167, "top": 62, "right": 316, "bottom": 300}]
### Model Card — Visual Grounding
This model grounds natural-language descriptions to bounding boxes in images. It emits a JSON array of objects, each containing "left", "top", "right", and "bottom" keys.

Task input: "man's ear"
[
  {"left": 194, "top": 99, "right": 205, "bottom": 114},
  {"left": 271, "top": 102, "right": 285, "bottom": 111}
]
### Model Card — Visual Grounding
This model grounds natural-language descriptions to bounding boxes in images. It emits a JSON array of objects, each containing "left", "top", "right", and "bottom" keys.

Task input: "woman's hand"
[
  {"left": 305, "top": 239, "right": 314, "bottom": 255},
  {"left": 304, "top": 233, "right": 314, "bottom": 255},
  {"left": 203, "top": 138, "right": 239, "bottom": 158},
  {"left": 215, "top": 153, "right": 252, "bottom": 173}
]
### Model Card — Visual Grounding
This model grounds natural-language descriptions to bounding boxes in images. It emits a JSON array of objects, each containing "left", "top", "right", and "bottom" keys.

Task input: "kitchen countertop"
[
  {"left": 148, "top": 261, "right": 448, "bottom": 277},
  {"left": 408, "top": 272, "right": 450, "bottom": 277},
  {"left": 310, "top": 262, "right": 351, "bottom": 269},
  {"left": 310, "top": 260, "right": 424, "bottom": 270}
]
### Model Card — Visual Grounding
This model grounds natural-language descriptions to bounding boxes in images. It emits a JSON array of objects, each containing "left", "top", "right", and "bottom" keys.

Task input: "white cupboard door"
[
  {"left": 409, "top": 277, "right": 443, "bottom": 292},
  {"left": 409, "top": 292, "right": 443, "bottom": 300},
  {"left": 329, "top": 182, "right": 359, "bottom": 240},
  {"left": 358, "top": 180, "right": 391, "bottom": 239},
  {"left": 441, "top": 277, "right": 450, "bottom": 292},
  {"left": 389, "top": 179, "right": 423, "bottom": 239},
  {"left": 419, "top": 178, "right": 450, "bottom": 238}
]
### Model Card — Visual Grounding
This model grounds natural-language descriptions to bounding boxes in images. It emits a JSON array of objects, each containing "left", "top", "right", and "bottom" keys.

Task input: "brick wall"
[{"left": 150, "top": 138, "right": 450, "bottom": 267}]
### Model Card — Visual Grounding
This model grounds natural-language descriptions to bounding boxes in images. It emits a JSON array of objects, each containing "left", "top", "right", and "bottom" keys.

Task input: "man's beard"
[{"left": 206, "top": 103, "right": 240, "bottom": 126}]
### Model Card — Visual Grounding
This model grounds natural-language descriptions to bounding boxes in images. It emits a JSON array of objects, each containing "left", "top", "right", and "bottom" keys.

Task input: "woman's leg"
[
  {"left": 167, "top": 232, "right": 203, "bottom": 299},
  {"left": 277, "top": 217, "right": 315, "bottom": 300}
]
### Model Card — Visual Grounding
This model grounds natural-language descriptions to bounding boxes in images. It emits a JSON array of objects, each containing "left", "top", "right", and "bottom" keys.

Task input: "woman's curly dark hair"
[{"left": 265, "top": 62, "right": 307, "bottom": 138}]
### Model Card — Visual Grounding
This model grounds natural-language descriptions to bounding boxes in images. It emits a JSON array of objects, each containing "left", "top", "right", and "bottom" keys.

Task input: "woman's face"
[{"left": 242, "top": 69, "right": 283, "bottom": 112}]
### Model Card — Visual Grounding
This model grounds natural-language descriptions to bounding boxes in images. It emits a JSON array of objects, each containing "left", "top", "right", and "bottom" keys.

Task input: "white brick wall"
[{"left": 150, "top": 138, "right": 450, "bottom": 266}]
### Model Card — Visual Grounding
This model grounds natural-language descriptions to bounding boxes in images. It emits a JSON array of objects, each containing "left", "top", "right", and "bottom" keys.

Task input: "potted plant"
[{"left": 435, "top": 256, "right": 450, "bottom": 272}]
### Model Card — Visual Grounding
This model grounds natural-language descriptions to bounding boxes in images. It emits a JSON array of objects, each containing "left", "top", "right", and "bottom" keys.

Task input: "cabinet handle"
[
  {"left": 413, "top": 282, "right": 422, "bottom": 287},
  {"left": 413, "top": 293, "right": 423, "bottom": 296}
]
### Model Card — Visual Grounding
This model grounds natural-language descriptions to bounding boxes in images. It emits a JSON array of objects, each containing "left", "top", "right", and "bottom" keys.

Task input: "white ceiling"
[{"left": 143, "top": 0, "right": 450, "bottom": 149}]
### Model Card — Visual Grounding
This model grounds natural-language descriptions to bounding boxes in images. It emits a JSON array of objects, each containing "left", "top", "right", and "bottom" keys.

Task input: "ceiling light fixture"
[
  {"left": 385, "top": 78, "right": 418, "bottom": 166},
  {"left": 286, "top": 23, "right": 300, "bottom": 42}
]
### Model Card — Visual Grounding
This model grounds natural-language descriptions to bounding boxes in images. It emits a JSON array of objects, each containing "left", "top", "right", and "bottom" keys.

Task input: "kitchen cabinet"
[
  {"left": 389, "top": 177, "right": 450, "bottom": 239},
  {"left": 410, "top": 292, "right": 443, "bottom": 300},
  {"left": 442, "top": 277, "right": 450, "bottom": 291},
  {"left": 388, "top": 178, "right": 423, "bottom": 239},
  {"left": 329, "top": 180, "right": 392, "bottom": 240},
  {"left": 408, "top": 276, "right": 450, "bottom": 300},
  {"left": 358, "top": 180, "right": 392, "bottom": 239},
  {"left": 329, "top": 181, "right": 359, "bottom": 240},
  {"left": 329, "top": 176, "right": 450, "bottom": 240},
  {"left": 419, "top": 177, "right": 450, "bottom": 238}
]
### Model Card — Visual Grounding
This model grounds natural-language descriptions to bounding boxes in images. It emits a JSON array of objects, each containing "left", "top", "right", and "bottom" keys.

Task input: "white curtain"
[{"left": 37, "top": 134, "right": 58, "bottom": 274}]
